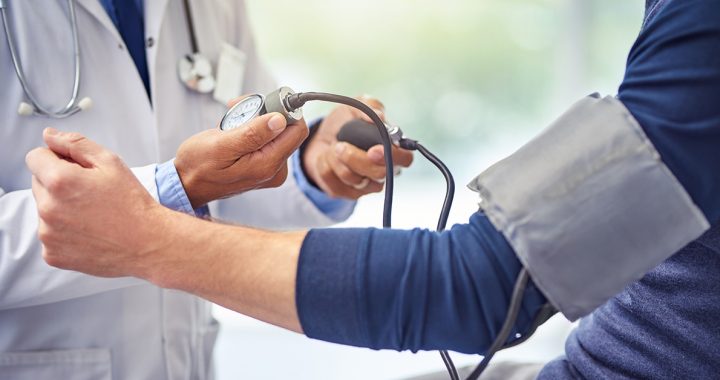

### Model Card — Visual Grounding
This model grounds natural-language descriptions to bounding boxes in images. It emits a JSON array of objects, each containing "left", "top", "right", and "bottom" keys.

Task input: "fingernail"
[
  {"left": 334, "top": 142, "right": 345, "bottom": 155},
  {"left": 45, "top": 127, "right": 58, "bottom": 136},
  {"left": 268, "top": 115, "right": 287, "bottom": 132}
]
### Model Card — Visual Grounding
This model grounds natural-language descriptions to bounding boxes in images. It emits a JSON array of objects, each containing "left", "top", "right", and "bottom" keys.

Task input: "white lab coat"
[{"left": 0, "top": 1, "right": 338, "bottom": 379}]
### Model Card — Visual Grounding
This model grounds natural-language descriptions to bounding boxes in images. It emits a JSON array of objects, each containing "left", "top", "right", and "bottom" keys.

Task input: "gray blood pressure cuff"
[{"left": 469, "top": 95, "right": 710, "bottom": 321}]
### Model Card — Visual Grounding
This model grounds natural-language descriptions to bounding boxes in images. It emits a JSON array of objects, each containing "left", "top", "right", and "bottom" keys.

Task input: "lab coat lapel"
[
  {"left": 144, "top": 0, "right": 170, "bottom": 106},
  {"left": 74, "top": 0, "right": 122, "bottom": 42},
  {"left": 144, "top": 0, "right": 171, "bottom": 38}
]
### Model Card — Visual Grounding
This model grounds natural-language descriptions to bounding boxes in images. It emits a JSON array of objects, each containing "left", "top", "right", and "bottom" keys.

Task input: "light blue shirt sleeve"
[
  {"left": 155, "top": 160, "right": 209, "bottom": 217},
  {"left": 156, "top": 155, "right": 352, "bottom": 220},
  {"left": 292, "top": 150, "right": 356, "bottom": 222}
]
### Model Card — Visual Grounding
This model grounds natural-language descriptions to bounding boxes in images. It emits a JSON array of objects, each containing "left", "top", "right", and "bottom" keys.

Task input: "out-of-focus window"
[{"left": 214, "top": 1, "right": 645, "bottom": 379}]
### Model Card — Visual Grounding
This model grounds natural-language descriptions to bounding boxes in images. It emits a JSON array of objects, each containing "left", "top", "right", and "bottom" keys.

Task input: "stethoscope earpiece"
[
  {"left": 77, "top": 97, "right": 93, "bottom": 111},
  {"left": 17, "top": 102, "right": 34, "bottom": 116},
  {"left": 17, "top": 97, "right": 93, "bottom": 117}
]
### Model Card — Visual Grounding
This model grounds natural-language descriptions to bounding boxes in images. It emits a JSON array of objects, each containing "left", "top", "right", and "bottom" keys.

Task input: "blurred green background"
[
  {"left": 247, "top": 0, "right": 643, "bottom": 158},
  {"left": 214, "top": 1, "right": 647, "bottom": 379}
]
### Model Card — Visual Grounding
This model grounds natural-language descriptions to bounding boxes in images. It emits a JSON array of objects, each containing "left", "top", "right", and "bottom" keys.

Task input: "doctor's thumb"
[
  {"left": 43, "top": 128, "right": 109, "bottom": 169},
  {"left": 227, "top": 113, "right": 287, "bottom": 152}
]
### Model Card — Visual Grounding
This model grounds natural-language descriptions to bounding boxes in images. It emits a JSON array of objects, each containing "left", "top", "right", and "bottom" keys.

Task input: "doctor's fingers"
[
  {"left": 358, "top": 95, "right": 385, "bottom": 111},
  {"left": 352, "top": 96, "right": 386, "bottom": 124},
  {"left": 225, "top": 117, "right": 306, "bottom": 173},
  {"left": 258, "top": 162, "right": 290, "bottom": 189},
  {"left": 42, "top": 128, "right": 118, "bottom": 169},
  {"left": 31, "top": 176, "right": 55, "bottom": 223},
  {"left": 224, "top": 113, "right": 290, "bottom": 154},
  {"left": 369, "top": 145, "right": 414, "bottom": 168},
  {"left": 313, "top": 156, "right": 381, "bottom": 199},
  {"left": 319, "top": 166, "right": 380, "bottom": 199},
  {"left": 325, "top": 148, "right": 383, "bottom": 191},
  {"left": 247, "top": 118, "right": 309, "bottom": 167},
  {"left": 31, "top": 176, "right": 81, "bottom": 231},
  {"left": 231, "top": 122, "right": 307, "bottom": 180},
  {"left": 26, "top": 148, "right": 84, "bottom": 194},
  {"left": 333, "top": 142, "right": 412, "bottom": 181}
]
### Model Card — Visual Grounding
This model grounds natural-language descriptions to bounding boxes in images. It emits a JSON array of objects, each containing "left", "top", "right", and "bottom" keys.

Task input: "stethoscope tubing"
[
  {"left": 182, "top": 0, "right": 199, "bottom": 54},
  {"left": 1, "top": 0, "right": 84, "bottom": 118}
]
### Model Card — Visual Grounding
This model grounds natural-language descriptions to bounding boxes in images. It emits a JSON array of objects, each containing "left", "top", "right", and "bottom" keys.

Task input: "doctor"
[{"left": 0, "top": 0, "right": 412, "bottom": 379}]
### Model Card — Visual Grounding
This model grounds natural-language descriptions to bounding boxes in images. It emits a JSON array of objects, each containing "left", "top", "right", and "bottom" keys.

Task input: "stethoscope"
[
  {"left": 177, "top": 0, "right": 216, "bottom": 94},
  {"left": 1, "top": 0, "right": 92, "bottom": 118},
  {"left": 0, "top": 0, "right": 215, "bottom": 118}
]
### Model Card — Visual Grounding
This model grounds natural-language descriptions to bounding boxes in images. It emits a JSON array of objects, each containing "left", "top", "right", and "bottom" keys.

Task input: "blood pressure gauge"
[{"left": 219, "top": 87, "right": 304, "bottom": 131}]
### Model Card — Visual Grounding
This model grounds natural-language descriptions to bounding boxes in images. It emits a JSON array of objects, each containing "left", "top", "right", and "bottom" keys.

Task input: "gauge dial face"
[{"left": 219, "top": 94, "right": 265, "bottom": 131}]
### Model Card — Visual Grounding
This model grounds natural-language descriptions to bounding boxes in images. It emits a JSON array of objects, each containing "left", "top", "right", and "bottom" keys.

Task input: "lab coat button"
[{"left": 146, "top": 37, "right": 155, "bottom": 48}]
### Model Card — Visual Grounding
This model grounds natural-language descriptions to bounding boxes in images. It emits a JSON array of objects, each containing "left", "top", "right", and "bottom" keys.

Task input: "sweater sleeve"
[
  {"left": 296, "top": 212, "right": 547, "bottom": 354},
  {"left": 619, "top": 0, "right": 720, "bottom": 224}
]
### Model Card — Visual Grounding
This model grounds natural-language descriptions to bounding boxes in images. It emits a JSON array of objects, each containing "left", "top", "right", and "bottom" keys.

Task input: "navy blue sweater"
[
  {"left": 297, "top": 0, "right": 720, "bottom": 377},
  {"left": 541, "top": 0, "right": 720, "bottom": 378}
]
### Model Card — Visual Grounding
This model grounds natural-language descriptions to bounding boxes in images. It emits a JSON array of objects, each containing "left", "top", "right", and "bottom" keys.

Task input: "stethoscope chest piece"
[{"left": 178, "top": 53, "right": 216, "bottom": 93}]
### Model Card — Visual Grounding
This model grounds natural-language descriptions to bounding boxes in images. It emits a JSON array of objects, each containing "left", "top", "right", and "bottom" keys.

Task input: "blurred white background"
[{"left": 214, "top": 1, "right": 645, "bottom": 378}]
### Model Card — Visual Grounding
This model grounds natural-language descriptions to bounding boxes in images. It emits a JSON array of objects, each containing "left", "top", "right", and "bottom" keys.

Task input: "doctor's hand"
[
  {"left": 26, "top": 128, "right": 173, "bottom": 278},
  {"left": 302, "top": 97, "right": 414, "bottom": 200},
  {"left": 175, "top": 108, "right": 309, "bottom": 208}
]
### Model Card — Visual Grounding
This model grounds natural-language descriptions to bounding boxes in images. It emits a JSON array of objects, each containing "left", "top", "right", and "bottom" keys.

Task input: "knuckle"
[
  {"left": 42, "top": 249, "right": 64, "bottom": 268},
  {"left": 37, "top": 223, "right": 52, "bottom": 243},
  {"left": 43, "top": 172, "right": 65, "bottom": 193},
  {"left": 99, "top": 151, "right": 120, "bottom": 164},
  {"left": 37, "top": 200, "right": 60, "bottom": 224},
  {"left": 25, "top": 148, "right": 41, "bottom": 164},
  {"left": 37, "top": 202, "right": 51, "bottom": 221},
  {"left": 65, "top": 132, "right": 84, "bottom": 141},
  {"left": 108, "top": 152, "right": 123, "bottom": 165}
]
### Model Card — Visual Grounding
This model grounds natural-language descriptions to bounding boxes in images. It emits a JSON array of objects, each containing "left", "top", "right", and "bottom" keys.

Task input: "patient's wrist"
[{"left": 135, "top": 207, "right": 198, "bottom": 288}]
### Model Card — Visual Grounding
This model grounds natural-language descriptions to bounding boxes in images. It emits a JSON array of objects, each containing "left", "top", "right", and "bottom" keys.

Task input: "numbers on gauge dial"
[{"left": 220, "top": 95, "right": 264, "bottom": 131}]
